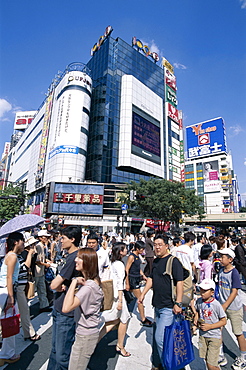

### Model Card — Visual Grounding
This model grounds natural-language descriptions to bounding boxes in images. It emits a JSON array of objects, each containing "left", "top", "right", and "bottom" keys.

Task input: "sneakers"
[
  {"left": 218, "top": 356, "right": 228, "bottom": 366},
  {"left": 232, "top": 356, "right": 246, "bottom": 370},
  {"left": 141, "top": 318, "right": 153, "bottom": 327}
]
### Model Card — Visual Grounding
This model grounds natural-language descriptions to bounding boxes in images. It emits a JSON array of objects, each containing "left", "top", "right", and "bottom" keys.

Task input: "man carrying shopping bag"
[{"left": 139, "top": 234, "right": 184, "bottom": 370}]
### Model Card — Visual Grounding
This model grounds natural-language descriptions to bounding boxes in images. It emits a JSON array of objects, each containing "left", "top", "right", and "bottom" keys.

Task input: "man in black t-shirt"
[
  {"left": 47, "top": 226, "right": 81, "bottom": 370},
  {"left": 139, "top": 234, "right": 184, "bottom": 369}
]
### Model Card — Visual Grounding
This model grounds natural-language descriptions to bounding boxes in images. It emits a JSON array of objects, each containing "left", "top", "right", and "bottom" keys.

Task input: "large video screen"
[{"left": 131, "top": 107, "right": 161, "bottom": 164}]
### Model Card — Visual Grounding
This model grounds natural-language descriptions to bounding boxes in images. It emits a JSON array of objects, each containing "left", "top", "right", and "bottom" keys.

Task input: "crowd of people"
[{"left": 0, "top": 226, "right": 246, "bottom": 370}]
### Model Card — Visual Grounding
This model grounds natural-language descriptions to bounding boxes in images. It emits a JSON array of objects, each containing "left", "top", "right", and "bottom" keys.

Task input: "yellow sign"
[
  {"left": 220, "top": 176, "right": 229, "bottom": 181},
  {"left": 162, "top": 57, "right": 174, "bottom": 73},
  {"left": 220, "top": 168, "right": 228, "bottom": 173}
]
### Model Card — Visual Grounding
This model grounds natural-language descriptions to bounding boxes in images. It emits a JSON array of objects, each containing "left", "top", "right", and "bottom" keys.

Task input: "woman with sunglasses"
[{"left": 62, "top": 248, "right": 103, "bottom": 370}]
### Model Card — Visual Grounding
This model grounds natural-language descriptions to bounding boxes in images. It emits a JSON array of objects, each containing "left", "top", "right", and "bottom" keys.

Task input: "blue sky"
[{"left": 0, "top": 0, "right": 246, "bottom": 198}]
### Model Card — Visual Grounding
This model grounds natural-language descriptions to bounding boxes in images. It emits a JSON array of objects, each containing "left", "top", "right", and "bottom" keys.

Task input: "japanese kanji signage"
[
  {"left": 186, "top": 117, "right": 227, "bottom": 159},
  {"left": 49, "top": 183, "right": 104, "bottom": 215},
  {"left": 53, "top": 193, "right": 103, "bottom": 204}
]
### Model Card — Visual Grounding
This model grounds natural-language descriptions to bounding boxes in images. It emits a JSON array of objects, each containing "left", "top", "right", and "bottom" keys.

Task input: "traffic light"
[{"left": 135, "top": 194, "right": 146, "bottom": 200}]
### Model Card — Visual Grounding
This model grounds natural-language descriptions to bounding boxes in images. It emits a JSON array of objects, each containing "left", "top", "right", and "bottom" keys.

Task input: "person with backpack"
[{"left": 138, "top": 234, "right": 184, "bottom": 369}]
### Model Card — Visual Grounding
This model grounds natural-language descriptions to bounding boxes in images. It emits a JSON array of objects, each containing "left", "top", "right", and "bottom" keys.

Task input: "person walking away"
[
  {"left": 199, "top": 244, "right": 214, "bottom": 283},
  {"left": 100, "top": 242, "right": 131, "bottom": 357},
  {"left": 218, "top": 248, "right": 246, "bottom": 370},
  {"left": 35, "top": 229, "right": 52, "bottom": 313},
  {"left": 138, "top": 234, "right": 184, "bottom": 369},
  {"left": 193, "top": 235, "right": 205, "bottom": 282},
  {"left": 125, "top": 240, "right": 152, "bottom": 327},
  {"left": 144, "top": 230, "right": 155, "bottom": 278},
  {"left": 47, "top": 226, "right": 82, "bottom": 370},
  {"left": 62, "top": 248, "right": 103, "bottom": 370},
  {"left": 232, "top": 237, "right": 246, "bottom": 283},
  {"left": 176, "top": 232, "right": 197, "bottom": 280},
  {"left": 194, "top": 279, "right": 226, "bottom": 370},
  {"left": 0, "top": 232, "right": 24, "bottom": 366},
  {"left": 16, "top": 236, "right": 40, "bottom": 341}
]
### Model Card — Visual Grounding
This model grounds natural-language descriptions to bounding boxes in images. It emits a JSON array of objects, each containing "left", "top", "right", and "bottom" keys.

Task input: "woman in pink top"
[
  {"left": 63, "top": 248, "right": 103, "bottom": 370},
  {"left": 199, "top": 244, "right": 213, "bottom": 282}
]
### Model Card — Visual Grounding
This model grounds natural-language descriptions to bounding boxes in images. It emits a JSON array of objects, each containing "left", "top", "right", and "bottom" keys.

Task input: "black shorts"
[{"left": 129, "top": 276, "right": 141, "bottom": 290}]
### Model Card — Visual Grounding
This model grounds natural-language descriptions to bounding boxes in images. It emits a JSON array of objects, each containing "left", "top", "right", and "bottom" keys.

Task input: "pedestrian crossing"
[{"left": 1, "top": 289, "right": 246, "bottom": 369}]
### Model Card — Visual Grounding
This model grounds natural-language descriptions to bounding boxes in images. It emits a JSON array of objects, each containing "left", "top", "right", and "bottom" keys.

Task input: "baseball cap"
[
  {"left": 25, "top": 236, "right": 38, "bottom": 247},
  {"left": 199, "top": 278, "right": 215, "bottom": 291},
  {"left": 218, "top": 248, "right": 235, "bottom": 259},
  {"left": 38, "top": 230, "right": 51, "bottom": 237}
]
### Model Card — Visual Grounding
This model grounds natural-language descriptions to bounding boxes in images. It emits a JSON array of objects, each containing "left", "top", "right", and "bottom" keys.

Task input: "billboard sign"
[
  {"left": 203, "top": 160, "right": 220, "bottom": 193},
  {"left": 162, "top": 57, "right": 174, "bottom": 73},
  {"left": 131, "top": 107, "right": 161, "bottom": 164},
  {"left": 166, "top": 85, "right": 178, "bottom": 107},
  {"left": 167, "top": 103, "right": 182, "bottom": 127},
  {"left": 49, "top": 183, "right": 104, "bottom": 215},
  {"left": 132, "top": 37, "right": 159, "bottom": 62},
  {"left": 165, "top": 69, "right": 177, "bottom": 91},
  {"left": 91, "top": 26, "right": 113, "bottom": 56},
  {"left": 2, "top": 142, "right": 10, "bottom": 159},
  {"left": 14, "top": 111, "right": 36, "bottom": 130},
  {"left": 186, "top": 117, "right": 227, "bottom": 159},
  {"left": 36, "top": 91, "right": 54, "bottom": 185}
]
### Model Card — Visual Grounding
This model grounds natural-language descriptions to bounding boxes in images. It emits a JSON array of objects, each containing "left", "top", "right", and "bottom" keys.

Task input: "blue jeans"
[
  {"left": 47, "top": 308, "right": 75, "bottom": 370},
  {"left": 155, "top": 307, "right": 174, "bottom": 366}
]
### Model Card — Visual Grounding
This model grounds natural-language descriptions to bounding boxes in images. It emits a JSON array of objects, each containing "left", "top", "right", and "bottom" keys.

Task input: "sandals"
[
  {"left": 116, "top": 344, "right": 131, "bottom": 357},
  {"left": 0, "top": 354, "right": 20, "bottom": 366},
  {"left": 141, "top": 318, "right": 153, "bottom": 327},
  {"left": 24, "top": 333, "right": 41, "bottom": 341}
]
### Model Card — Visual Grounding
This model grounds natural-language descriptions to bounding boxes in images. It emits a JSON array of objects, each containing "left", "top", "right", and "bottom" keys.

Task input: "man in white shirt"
[
  {"left": 175, "top": 232, "right": 196, "bottom": 278},
  {"left": 87, "top": 233, "right": 110, "bottom": 279},
  {"left": 193, "top": 235, "right": 205, "bottom": 268}
]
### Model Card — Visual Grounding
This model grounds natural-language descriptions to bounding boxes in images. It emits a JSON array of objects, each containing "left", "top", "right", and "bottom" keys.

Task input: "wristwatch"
[{"left": 174, "top": 302, "right": 182, "bottom": 308}]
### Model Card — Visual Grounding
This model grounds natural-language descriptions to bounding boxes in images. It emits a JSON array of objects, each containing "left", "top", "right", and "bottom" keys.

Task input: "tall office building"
[
  {"left": 86, "top": 27, "right": 183, "bottom": 184},
  {"left": 184, "top": 117, "right": 239, "bottom": 214}
]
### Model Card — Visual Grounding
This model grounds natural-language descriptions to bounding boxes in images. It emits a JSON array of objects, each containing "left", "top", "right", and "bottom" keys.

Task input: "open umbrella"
[
  {"left": 0, "top": 214, "right": 45, "bottom": 238},
  {"left": 107, "top": 232, "right": 118, "bottom": 237}
]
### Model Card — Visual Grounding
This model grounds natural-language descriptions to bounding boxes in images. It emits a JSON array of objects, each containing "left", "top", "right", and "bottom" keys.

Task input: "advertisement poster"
[{"left": 203, "top": 160, "right": 220, "bottom": 193}]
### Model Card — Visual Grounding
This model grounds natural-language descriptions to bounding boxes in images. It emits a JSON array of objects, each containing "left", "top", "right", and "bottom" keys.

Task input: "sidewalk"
[{"left": 116, "top": 289, "right": 154, "bottom": 370}]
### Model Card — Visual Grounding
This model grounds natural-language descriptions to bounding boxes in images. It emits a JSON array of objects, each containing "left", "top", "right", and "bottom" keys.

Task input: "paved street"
[{"left": 1, "top": 287, "right": 246, "bottom": 370}]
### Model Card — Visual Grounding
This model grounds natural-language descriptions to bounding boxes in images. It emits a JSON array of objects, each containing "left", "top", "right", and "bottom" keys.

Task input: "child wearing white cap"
[{"left": 194, "top": 278, "right": 226, "bottom": 370}]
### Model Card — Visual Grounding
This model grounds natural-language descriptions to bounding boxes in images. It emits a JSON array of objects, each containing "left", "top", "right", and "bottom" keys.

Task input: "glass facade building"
[{"left": 86, "top": 35, "right": 166, "bottom": 184}]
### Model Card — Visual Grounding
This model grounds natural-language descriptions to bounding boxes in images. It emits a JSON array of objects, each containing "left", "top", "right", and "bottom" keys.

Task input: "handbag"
[
  {"left": 25, "top": 281, "right": 35, "bottom": 299},
  {"left": 100, "top": 280, "right": 114, "bottom": 311},
  {"left": 123, "top": 289, "right": 135, "bottom": 304},
  {"left": 0, "top": 307, "right": 20, "bottom": 338},
  {"left": 162, "top": 314, "right": 194, "bottom": 370},
  {"left": 45, "top": 267, "right": 55, "bottom": 282}
]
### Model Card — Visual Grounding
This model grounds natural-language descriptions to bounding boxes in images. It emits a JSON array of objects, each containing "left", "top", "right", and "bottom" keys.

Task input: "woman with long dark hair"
[
  {"left": 62, "top": 248, "right": 103, "bottom": 370},
  {"left": 100, "top": 242, "right": 131, "bottom": 357},
  {"left": 0, "top": 232, "right": 24, "bottom": 366}
]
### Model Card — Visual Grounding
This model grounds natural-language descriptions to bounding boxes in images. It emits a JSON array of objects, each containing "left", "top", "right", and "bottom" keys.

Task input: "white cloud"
[
  {"left": 240, "top": 0, "right": 246, "bottom": 9},
  {"left": 244, "top": 158, "right": 246, "bottom": 166},
  {"left": 140, "top": 39, "right": 161, "bottom": 56},
  {"left": 0, "top": 98, "right": 12, "bottom": 119},
  {"left": 173, "top": 63, "right": 187, "bottom": 70},
  {"left": 229, "top": 124, "right": 244, "bottom": 136}
]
